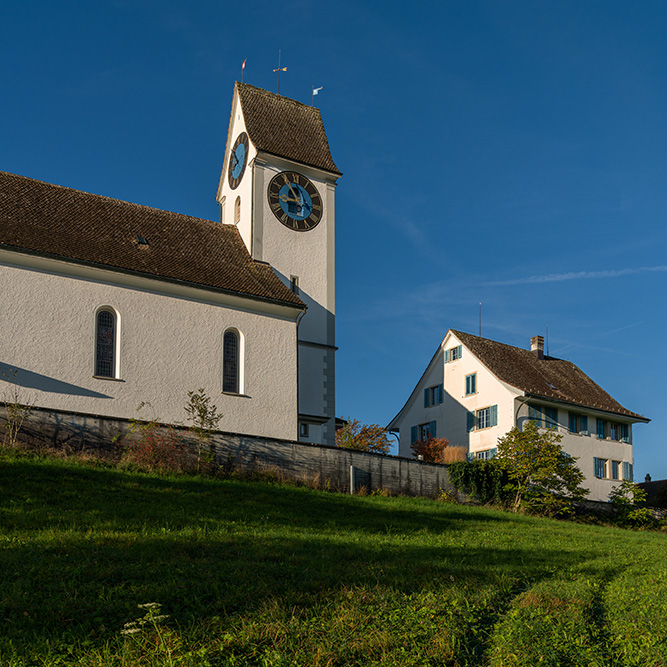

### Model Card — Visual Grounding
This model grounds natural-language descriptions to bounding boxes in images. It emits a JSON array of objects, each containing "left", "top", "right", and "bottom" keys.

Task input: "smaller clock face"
[
  {"left": 267, "top": 171, "right": 323, "bottom": 231},
  {"left": 228, "top": 132, "right": 249, "bottom": 190}
]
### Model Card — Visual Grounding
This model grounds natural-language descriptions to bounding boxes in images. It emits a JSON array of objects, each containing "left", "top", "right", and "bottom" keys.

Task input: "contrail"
[{"left": 485, "top": 265, "right": 667, "bottom": 286}]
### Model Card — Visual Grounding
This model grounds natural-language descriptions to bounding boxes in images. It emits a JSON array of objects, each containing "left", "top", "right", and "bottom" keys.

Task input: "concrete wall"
[{"left": 2, "top": 405, "right": 458, "bottom": 499}]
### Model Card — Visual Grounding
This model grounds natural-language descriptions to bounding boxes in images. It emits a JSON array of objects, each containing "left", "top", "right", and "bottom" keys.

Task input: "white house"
[
  {"left": 0, "top": 83, "right": 340, "bottom": 446},
  {"left": 388, "top": 330, "right": 649, "bottom": 501}
]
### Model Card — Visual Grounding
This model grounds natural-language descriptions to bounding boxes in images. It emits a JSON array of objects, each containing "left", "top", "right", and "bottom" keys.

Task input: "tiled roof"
[
  {"left": 237, "top": 83, "right": 341, "bottom": 176},
  {"left": 0, "top": 171, "right": 305, "bottom": 309},
  {"left": 453, "top": 330, "right": 648, "bottom": 421}
]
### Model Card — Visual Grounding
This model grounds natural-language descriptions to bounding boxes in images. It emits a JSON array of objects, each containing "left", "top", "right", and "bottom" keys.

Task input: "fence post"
[{"left": 350, "top": 465, "right": 355, "bottom": 495}]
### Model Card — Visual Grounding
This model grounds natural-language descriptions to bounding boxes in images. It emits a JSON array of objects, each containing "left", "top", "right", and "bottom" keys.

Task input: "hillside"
[{"left": 1, "top": 452, "right": 666, "bottom": 666}]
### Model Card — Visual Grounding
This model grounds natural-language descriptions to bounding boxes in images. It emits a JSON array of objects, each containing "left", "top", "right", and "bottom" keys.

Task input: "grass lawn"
[{"left": 1, "top": 450, "right": 666, "bottom": 666}]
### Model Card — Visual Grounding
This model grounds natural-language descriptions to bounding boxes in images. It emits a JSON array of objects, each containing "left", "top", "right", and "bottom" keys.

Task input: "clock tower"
[{"left": 216, "top": 83, "right": 341, "bottom": 447}]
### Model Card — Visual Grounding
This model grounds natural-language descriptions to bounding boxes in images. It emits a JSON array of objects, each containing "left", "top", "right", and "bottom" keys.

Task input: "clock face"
[
  {"left": 228, "top": 132, "right": 249, "bottom": 190},
  {"left": 267, "top": 171, "right": 323, "bottom": 231}
]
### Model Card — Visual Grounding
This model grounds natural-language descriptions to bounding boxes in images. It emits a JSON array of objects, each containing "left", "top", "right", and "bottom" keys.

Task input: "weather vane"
[{"left": 273, "top": 49, "right": 287, "bottom": 95}]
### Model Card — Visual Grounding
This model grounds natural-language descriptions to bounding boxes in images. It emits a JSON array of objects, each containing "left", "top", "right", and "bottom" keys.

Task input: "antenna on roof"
[
  {"left": 273, "top": 49, "right": 287, "bottom": 95},
  {"left": 546, "top": 325, "right": 549, "bottom": 356},
  {"left": 479, "top": 302, "right": 482, "bottom": 337}
]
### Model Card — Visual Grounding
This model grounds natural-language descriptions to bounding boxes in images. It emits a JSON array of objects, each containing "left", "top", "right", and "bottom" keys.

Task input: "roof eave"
[
  {"left": 1, "top": 244, "right": 307, "bottom": 312},
  {"left": 522, "top": 391, "right": 650, "bottom": 423}
]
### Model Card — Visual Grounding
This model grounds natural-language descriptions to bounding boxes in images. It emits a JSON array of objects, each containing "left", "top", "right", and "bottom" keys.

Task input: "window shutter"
[
  {"left": 569, "top": 413, "right": 577, "bottom": 433},
  {"left": 424, "top": 388, "right": 430, "bottom": 408},
  {"left": 629, "top": 463, "right": 634, "bottom": 480},
  {"left": 580, "top": 415, "right": 588, "bottom": 435},
  {"left": 621, "top": 423, "right": 629, "bottom": 443},
  {"left": 457, "top": 345, "right": 463, "bottom": 358},
  {"left": 597, "top": 419, "right": 605, "bottom": 439},
  {"left": 444, "top": 349, "right": 449, "bottom": 363},
  {"left": 528, "top": 405, "right": 541, "bottom": 425},
  {"left": 622, "top": 461, "right": 630, "bottom": 481},
  {"left": 438, "top": 384, "right": 444, "bottom": 404},
  {"left": 429, "top": 420, "right": 437, "bottom": 437},
  {"left": 467, "top": 411, "right": 475, "bottom": 432},
  {"left": 411, "top": 426, "right": 418, "bottom": 444},
  {"left": 489, "top": 447, "right": 497, "bottom": 459},
  {"left": 490, "top": 404, "right": 498, "bottom": 427}
]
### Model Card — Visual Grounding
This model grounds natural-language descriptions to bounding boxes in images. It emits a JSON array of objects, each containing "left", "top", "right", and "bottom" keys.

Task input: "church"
[{"left": 0, "top": 83, "right": 340, "bottom": 447}]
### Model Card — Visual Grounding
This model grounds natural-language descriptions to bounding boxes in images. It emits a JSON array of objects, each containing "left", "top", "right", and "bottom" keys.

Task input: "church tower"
[{"left": 216, "top": 83, "right": 341, "bottom": 446}]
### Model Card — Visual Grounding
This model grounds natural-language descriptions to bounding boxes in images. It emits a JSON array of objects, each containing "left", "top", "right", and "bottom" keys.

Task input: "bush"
[
  {"left": 411, "top": 435, "right": 467, "bottom": 463},
  {"left": 448, "top": 459, "right": 511, "bottom": 505},
  {"left": 123, "top": 421, "right": 190, "bottom": 474},
  {"left": 609, "top": 480, "right": 657, "bottom": 529}
]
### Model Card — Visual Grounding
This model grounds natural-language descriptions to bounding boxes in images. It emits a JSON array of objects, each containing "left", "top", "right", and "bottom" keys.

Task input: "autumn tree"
[
  {"left": 335, "top": 418, "right": 392, "bottom": 454},
  {"left": 411, "top": 434, "right": 465, "bottom": 463},
  {"left": 496, "top": 420, "right": 588, "bottom": 515}
]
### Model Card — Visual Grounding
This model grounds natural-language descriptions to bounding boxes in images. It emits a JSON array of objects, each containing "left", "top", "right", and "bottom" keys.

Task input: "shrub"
[
  {"left": 411, "top": 434, "right": 466, "bottom": 463},
  {"left": 184, "top": 388, "right": 223, "bottom": 472},
  {"left": 123, "top": 421, "right": 190, "bottom": 474},
  {"left": 448, "top": 459, "right": 511, "bottom": 505},
  {"left": 609, "top": 480, "right": 657, "bottom": 528}
]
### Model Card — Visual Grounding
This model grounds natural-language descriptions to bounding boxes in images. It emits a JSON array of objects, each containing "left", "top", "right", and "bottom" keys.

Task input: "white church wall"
[{"left": 0, "top": 255, "right": 299, "bottom": 441}]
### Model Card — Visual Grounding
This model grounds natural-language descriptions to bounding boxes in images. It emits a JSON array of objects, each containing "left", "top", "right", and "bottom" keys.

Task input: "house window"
[
  {"left": 469, "top": 405, "right": 497, "bottom": 431},
  {"left": 95, "top": 308, "right": 117, "bottom": 378},
  {"left": 597, "top": 418, "right": 607, "bottom": 439},
  {"left": 594, "top": 457, "right": 607, "bottom": 479},
  {"left": 411, "top": 421, "right": 437, "bottom": 443},
  {"left": 424, "top": 384, "right": 443, "bottom": 407},
  {"left": 622, "top": 461, "right": 634, "bottom": 481},
  {"left": 609, "top": 422, "right": 618, "bottom": 441},
  {"left": 568, "top": 412, "right": 589, "bottom": 435},
  {"left": 544, "top": 406, "right": 558, "bottom": 428},
  {"left": 299, "top": 423, "right": 309, "bottom": 438},
  {"left": 465, "top": 373, "right": 476, "bottom": 396},
  {"left": 611, "top": 460, "right": 621, "bottom": 480},
  {"left": 445, "top": 345, "right": 462, "bottom": 363},
  {"left": 475, "top": 448, "right": 497, "bottom": 460},
  {"left": 528, "top": 404, "right": 542, "bottom": 426},
  {"left": 223, "top": 329, "right": 240, "bottom": 393},
  {"left": 290, "top": 275, "right": 299, "bottom": 295}
]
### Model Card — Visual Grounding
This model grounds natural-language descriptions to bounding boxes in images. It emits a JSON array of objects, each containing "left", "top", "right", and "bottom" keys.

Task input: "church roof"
[
  {"left": 452, "top": 330, "right": 648, "bottom": 421},
  {"left": 0, "top": 170, "right": 305, "bottom": 309},
  {"left": 237, "top": 83, "right": 341, "bottom": 176}
]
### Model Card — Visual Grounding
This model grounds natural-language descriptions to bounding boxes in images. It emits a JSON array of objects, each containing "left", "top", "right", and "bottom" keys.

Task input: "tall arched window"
[
  {"left": 95, "top": 309, "right": 117, "bottom": 378},
  {"left": 223, "top": 329, "right": 240, "bottom": 393},
  {"left": 234, "top": 196, "right": 241, "bottom": 224}
]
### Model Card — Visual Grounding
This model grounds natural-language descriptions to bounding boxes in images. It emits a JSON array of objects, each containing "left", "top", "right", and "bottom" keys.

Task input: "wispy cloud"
[{"left": 484, "top": 266, "right": 667, "bottom": 286}]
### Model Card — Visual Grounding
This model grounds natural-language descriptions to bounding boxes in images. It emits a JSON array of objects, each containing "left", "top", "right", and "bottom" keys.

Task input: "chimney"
[{"left": 530, "top": 335, "right": 544, "bottom": 360}]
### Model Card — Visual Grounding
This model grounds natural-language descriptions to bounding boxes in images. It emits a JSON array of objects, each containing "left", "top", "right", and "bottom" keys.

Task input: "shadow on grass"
[{"left": 0, "top": 459, "right": 596, "bottom": 652}]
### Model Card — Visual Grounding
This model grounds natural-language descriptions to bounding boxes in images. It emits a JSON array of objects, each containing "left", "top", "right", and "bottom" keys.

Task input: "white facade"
[
  {"left": 0, "top": 249, "right": 299, "bottom": 440},
  {"left": 216, "top": 86, "right": 338, "bottom": 446},
  {"left": 389, "top": 330, "right": 645, "bottom": 502}
]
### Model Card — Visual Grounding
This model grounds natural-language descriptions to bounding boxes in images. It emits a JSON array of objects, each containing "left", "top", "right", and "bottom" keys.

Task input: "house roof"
[
  {"left": 0, "top": 170, "right": 305, "bottom": 309},
  {"left": 236, "top": 83, "right": 341, "bottom": 176},
  {"left": 452, "top": 330, "right": 648, "bottom": 422}
]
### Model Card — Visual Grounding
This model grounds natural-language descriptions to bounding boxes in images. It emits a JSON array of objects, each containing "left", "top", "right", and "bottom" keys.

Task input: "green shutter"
[
  {"left": 467, "top": 411, "right": 475, "bottom": 432},
  {"left": 580, "top": 415, "right": 588, "bottom": 435},
  {"left": 622, "top": 461, "right": 630, "bottom": 481},
  {"left": 438, "top": 384, "right": 444, "bottom": 404},
  {"left": 457, "top": 345, "right": 462, "bottom": 359},
  {"left": 621, "top": 423, "right": 629, "bottom": 443},
  {"left": 411, "top": 426, "right": 418, "bottom": 444},
  {"left": 444, "top": 349, "right": 449, "bottom": 363},
  {"left": 569, "top": 413, "right": 577, "bottom": 433},
  {"left": 490, "top": 404, "right": 498, "bottom": 427},
  {"left": 429, "top": 420, "right": 437, "bottom": 437},
  {"left": 424, "top": 388, "right": 430, "bottom": 408},
  {"left": 597, "top": 418, "right": 605, "bottom": 439}
]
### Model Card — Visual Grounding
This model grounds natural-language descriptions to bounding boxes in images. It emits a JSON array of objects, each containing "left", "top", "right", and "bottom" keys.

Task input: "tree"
[
  {"left": 411, "top": 434, "right": 465, "bottom": 463},
  {"left": 496, "top": 420, "right": 588, "bottom": 514},
  {"left": 609, "top": 480, "right": 656, "bottom": 528},
  {"left": 335, "top": 418, "right": 391, "bottom": 454},
  {"left": 184, "top": 389, "right": 223, "bottom": 471}
]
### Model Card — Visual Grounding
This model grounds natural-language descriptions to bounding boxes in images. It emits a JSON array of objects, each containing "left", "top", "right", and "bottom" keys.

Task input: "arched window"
[
  {"left": 223, "top": 329, "right": 240, "bottom": 393},
  {"left": 95, "top": 309, "right": 117, "bottom": 378},
  {"left": 234, "top": 196, "right": 241, "bottom": 224}
]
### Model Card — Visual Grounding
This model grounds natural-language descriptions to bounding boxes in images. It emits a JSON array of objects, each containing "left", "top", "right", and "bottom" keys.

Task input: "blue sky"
[{"left": 3, "top": 1, "right": 667, "bottom": 478}]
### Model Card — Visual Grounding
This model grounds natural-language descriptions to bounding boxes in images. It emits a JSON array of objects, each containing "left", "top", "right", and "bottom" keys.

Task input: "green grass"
[{"left": 1, "top": 450, "right": 666, "bottom": 666}]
